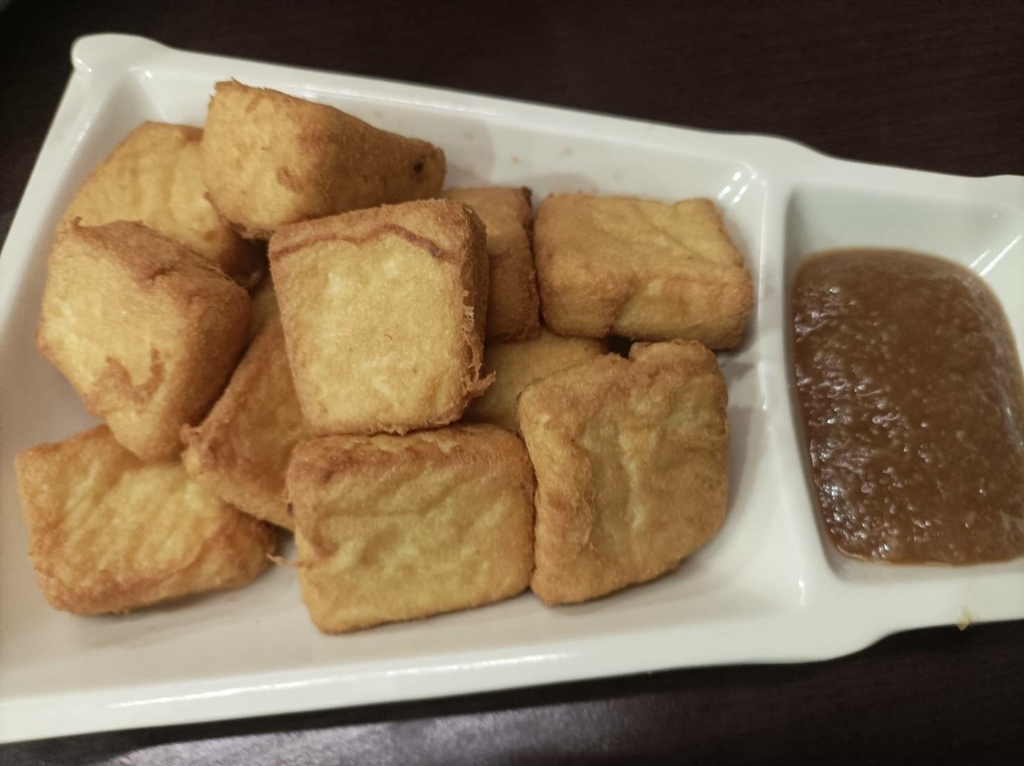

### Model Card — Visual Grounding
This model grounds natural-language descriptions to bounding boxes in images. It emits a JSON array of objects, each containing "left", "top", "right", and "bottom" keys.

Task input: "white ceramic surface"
[{"left": 0, "top": 34, "right": 1021, "bottom": 744}]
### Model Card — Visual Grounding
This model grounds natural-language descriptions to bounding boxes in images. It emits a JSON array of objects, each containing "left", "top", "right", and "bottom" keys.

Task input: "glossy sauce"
[{"left": 791, "top": 249, "right": 1024, "bottom": 564}]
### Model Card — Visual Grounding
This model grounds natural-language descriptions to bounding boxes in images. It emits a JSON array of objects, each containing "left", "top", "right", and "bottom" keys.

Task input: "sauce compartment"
[{"left": 782, "top": 184, "right": 1024, "bottom": 583}]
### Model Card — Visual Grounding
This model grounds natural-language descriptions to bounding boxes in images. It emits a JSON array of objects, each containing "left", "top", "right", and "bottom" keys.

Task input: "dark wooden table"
[{"left": 2, "top": 1, "right": 1022, "bottom": 763}]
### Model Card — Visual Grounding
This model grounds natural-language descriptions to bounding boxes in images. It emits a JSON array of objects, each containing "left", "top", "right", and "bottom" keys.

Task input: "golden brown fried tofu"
[
  {"left": 14, "top": 427, "right": 275, "bottom": 616},
  {"left": 534, "top": 195, "right": 753, "bottom": 348},
  {"left": 182, "top": 316, "right": 310, "bottom": 529},
  {"left": 517, "top": 340, "right": 729, "bottom": 605},
  {"left": 62, "top": 121, "right": 261, "bottom": 285},
  {"left": 202, "top": 81, "right": 446, "bottom": 239},
  {"left": 36, "top": 221, "right": 250, "bottom": 460},
  {"left": 464, "top": 329, "right": 607, "bottom": 432},
  {"left": 270, "top": 199, "right": 490, "bottom": 435},
  {"left": 288, "top": 425, "right": 535, "bottom": 633},
  {"left": 444, "top": 187, "right": 540, "bottom": 340}
]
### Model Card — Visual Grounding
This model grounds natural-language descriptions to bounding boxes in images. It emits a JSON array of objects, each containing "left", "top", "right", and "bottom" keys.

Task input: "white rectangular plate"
[{"left": 1, "top": 34, "right": 1021, "bottom": 744}]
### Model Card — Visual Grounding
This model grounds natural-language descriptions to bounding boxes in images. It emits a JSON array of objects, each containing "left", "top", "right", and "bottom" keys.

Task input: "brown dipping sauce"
[{"left": 791, "top": 249, "right": 1024, "bottom": 565}]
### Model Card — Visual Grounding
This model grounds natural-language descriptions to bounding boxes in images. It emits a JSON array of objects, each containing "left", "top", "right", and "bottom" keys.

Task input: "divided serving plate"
[{"left": 0, "top": 34, "right": 1021, "bottom": 743}]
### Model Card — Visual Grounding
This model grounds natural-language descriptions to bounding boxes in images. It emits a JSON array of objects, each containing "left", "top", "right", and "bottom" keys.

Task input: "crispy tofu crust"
[
  {"left": 14, "top": 427, "right": 275, "bottom": 616},
  {"left": 464, "top": 329, "right": 607, "bottom": 432},
  {"left": 287, "top": 425, "right": 535, "bottom": 633},
  {"left": 269, "top": 199, "right": 490, "bottom": 435},
  {"left": 182, "top": 316, "right": 311, "bottom": 529},
  {"left": 444, "top": 187, "right": 540, "bottom": 340},
  {"left": 202, "top": 81, "right": 446, "bottom": 239},
  {"left": 36, "top": 221, "right": 250, "bottom": 460},
  {"left": 534, "top": 195, "right": 753, "bottom": 348},
  {"left": 61, "top": 121, "right": 262, "bottom": 285},
  {"left": 517, "top": 340, "right": 729, "bottom": 605}
]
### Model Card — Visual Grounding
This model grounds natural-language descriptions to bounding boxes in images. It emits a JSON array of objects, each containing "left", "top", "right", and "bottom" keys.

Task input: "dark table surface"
[{"left": 2, "top": 1, "right": 1023, "bottom": 763}]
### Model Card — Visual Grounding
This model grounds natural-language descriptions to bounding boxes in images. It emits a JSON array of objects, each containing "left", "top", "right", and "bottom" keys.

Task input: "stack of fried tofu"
[{"left": 15, "top": 80, "right": 752, "bottom": 631}]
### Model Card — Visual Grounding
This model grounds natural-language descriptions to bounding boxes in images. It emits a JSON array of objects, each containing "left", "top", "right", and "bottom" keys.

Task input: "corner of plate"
[{"left": 70, "top": 34, "right": 167, "bottom": 78}]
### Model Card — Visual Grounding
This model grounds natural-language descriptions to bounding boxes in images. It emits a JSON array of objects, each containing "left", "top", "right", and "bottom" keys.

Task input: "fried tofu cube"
[
  {"left": 517, "top": 340, "right": 729, "bottom": 605},
  {"left": 202, "top": 81, "right": 446, "bottom": 239},
  {"left": 36, "top": 221, "right": 250, "bottom": 460},
  {"left": 270, "top": 199, "right": 490, "bottom": 435},
  {"left": 62, "top": 121, "right": 261, "bottom": 285},
  {"left": 444, "top": 187, "right": 540, "bottom": 340},
  {"left": 464, "top": 329, "right": 607, "bottom": 432},
  {"left": 182, "top": 316, "right": 311, "bottom": 529},
  {"left": 14, "top": 426, "right": 275, "bottom": 616},
  {"left": 288, "top": 425, "right": 535, "bottom": 633},
  {"left": 534, "top": 195, "right": 753, "bottom": 348}
]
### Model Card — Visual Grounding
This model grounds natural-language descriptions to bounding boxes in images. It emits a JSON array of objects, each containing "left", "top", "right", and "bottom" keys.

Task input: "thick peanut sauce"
[{"left": 791, "top": 249, "right": 1024, "bottom": 564}]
